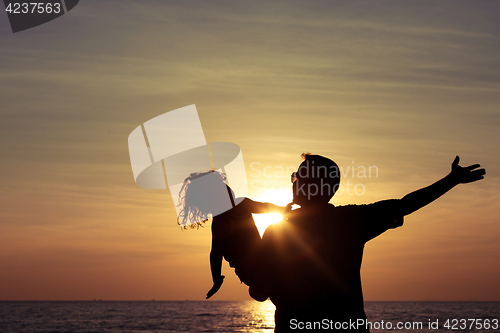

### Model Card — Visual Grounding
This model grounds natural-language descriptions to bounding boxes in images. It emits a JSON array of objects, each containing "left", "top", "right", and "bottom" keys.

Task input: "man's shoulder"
[
  {"left": 333, "top": 199, "right": 401, "bottom": 213},
  {"left": 281, "top": 204, "right": 360, "bottom": 229},
  {"left": 331, "top": 203, "right": 361, "bottom": 210},
  {"left": 323, "top": 203, "right": 365, "bottom": 217}
]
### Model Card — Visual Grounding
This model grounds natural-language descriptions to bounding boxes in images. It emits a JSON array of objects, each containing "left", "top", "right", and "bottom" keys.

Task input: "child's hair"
[{"left": 176, "top": 170, "right": 229, "bottom": 229}]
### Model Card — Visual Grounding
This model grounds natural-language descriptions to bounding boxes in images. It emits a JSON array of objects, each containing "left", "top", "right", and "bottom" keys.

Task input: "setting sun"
[{"left": 252, "top": 188, "right": 293, "bottom": 237}]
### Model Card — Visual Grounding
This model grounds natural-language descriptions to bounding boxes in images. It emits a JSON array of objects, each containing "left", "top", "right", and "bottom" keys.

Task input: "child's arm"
[
  {"left": 206, "top": 240, "right": 224, "bottom": 299},
  {"left": 400, "top": 156, "right": 485, "bottom": 216},
  {"left": 206, "top": 218, "right": 230, "bottom": 299}
]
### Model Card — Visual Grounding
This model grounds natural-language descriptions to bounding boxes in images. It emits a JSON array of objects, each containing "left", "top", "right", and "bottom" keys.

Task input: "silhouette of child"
[{"left": 176, "top": 170, "right": 289, "bottom": 299}]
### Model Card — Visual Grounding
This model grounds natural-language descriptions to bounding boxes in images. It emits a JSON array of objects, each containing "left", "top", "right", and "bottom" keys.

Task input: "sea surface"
[{"left": 0, "top": 301, "right": 498, "bottom": 332}]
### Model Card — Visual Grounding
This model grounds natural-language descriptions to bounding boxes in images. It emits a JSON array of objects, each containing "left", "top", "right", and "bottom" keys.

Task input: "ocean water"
[{"left": 0, "top": 301, "right": 498, "bottom": 332}]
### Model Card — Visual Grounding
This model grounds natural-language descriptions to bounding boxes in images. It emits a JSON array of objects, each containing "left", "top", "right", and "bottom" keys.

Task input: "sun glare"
[{"left": 252, "top": 188, "right": 293, "bottom": 237}]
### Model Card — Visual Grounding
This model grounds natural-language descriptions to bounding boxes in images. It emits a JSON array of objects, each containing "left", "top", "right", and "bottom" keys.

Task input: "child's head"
[{"left": 177, "top": 170, "right": 235, "bottom": 229}]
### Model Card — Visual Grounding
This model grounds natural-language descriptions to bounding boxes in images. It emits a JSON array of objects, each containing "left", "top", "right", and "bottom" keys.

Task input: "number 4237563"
[
  {"left": 443, "top": 318, "right": 498, "bottom": 330},
  {"left": 5, "top": 2, "right": 62, "bottom": 14}
]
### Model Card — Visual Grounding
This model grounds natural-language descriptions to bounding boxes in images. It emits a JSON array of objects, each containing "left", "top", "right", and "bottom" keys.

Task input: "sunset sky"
[{"left": 0, "top": 0, "right": 498, "bottom": 301}]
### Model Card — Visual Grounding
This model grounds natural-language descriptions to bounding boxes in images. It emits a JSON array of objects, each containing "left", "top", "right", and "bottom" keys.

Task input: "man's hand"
[
  {"left": 206, "top": 275, "right": 225, "bottom": 299},
  {"left": 450, "top": 156, "right": 486, "bottom": 184},
  {"left": 400, "top": 155, "right": 486, "bottom": 216}
]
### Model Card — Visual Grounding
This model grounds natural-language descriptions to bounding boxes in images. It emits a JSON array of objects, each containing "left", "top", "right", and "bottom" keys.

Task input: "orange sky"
[{"left": 0, "top": 0, "right": 499, "bottom": 301}]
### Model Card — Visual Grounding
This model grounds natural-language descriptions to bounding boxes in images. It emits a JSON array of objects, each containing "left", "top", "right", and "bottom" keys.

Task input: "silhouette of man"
[{"left": 250, "top": 154, "right": 485, "bottom": 332}]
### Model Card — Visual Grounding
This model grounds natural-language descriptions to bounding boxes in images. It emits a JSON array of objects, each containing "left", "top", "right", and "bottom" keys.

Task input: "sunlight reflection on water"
[{"left": 243, "top": 300, "right": 276, "bottom": 333}]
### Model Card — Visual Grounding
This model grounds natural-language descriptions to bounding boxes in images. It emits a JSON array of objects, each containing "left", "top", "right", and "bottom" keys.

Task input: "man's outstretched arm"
[{"left": 400, "top": 156, "right": 485, "bottom": 216}]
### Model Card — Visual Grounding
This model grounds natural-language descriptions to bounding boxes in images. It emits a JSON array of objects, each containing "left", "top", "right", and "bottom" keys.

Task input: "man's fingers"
[
  {"left": 470, "top": 175, "right": 485, "bottom": 182},
  {"left": 464, "top": 169, "right": 486, "bottom": 183},
  {"left": 471, "top": 169, "right": 486, "bottom": 177},
  {"left": 465, "top": 164, "right": 481, "bottom": 171},
  {"left": 452, "top": 156, "right": 460, "bottom": 167}
]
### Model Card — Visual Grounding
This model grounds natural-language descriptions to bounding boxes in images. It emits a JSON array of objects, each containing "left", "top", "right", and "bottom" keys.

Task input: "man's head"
[{"left": 292, "top": 153, "right": 340, "bottom": 206}]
